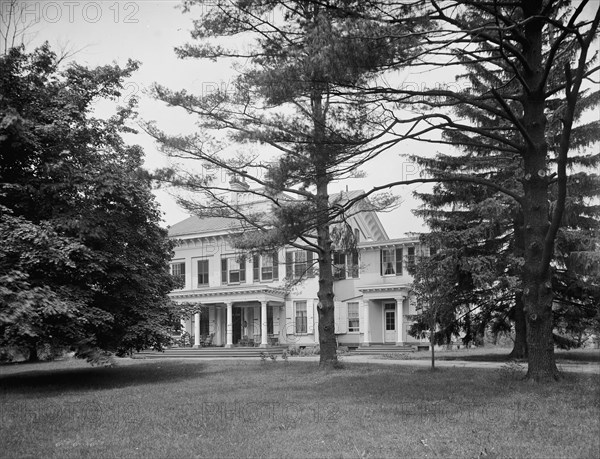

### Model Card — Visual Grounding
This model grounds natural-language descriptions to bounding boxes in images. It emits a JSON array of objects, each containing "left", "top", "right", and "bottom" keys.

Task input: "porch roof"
[
  {"left": 358, "top": 283, "right": 411, "bottom": 300},
  {"left": 169, "top": 284, "right": 286, "bottom": 305}
]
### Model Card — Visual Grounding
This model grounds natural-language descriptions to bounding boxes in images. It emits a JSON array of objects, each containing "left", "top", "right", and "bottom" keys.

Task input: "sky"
[{"left": 2, "top": 0, "right": 456, "bottom": 238}]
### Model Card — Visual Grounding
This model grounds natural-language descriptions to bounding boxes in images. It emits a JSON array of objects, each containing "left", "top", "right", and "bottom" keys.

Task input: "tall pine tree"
[{"left": 146, "top": 1, "right": 425, "bottom": 366}]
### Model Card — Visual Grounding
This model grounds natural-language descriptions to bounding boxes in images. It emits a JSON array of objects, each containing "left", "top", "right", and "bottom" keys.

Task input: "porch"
[{"left": 171, "top": 285, "right": 286, "bottom": 348}]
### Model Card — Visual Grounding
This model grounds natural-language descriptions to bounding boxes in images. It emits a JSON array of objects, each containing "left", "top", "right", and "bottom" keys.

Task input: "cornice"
[{"left": 169, "top": 284, "right": 287, "bottom": 300}]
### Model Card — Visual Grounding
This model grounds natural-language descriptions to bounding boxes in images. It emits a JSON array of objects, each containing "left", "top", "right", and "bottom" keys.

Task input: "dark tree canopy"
[
  {"left": 0, "top": 44, "right": 178, "bottom": 362},
  {"left": 349, "top": 0, "right": 600, "bottom": 381}
]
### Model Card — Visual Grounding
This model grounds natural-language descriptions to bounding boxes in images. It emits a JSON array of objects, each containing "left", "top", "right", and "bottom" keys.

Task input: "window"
[
  {"left": 221, "top": 256, "right": 246, "bottom": 284},
  {"left": 294, "top": 251, "right": 306, "bottom": 278},
  {"left": 407, "top": 247, "right": 415, "bottom": 271},
  {"left": 350, "top": 250, "right": 359, "bottom": 278},
  {"left": 171, "top": 262, "right": 185, "bottom": 288},
  {"left": 333, "top": 252, "right": 346, "bottom": 280},
  {"left": 295, "top": 301, "right": 307, "bottom": 334},
  {"left": 348, "top": 302, "right": 359, "bottom": 332},
  {"left": 253, "top": 253, "right": 279, "bottom": 282},
  {"left": 197, "top": 259, "right": 209, "bottom": 286},
  {"left": 354, "top": 228, "right": 360, "bottom": 243},
  {"left": 332, "top": 250, "right": 359, "bottom": 280},
  {"left": 286, "top": 250, "right": 314, "bottom": 279},
  {"left": 381, "top": 248, "right": 403, "bottom": 276}
]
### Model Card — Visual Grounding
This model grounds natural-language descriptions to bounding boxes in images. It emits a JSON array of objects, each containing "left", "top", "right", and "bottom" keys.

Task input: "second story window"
[
  {"left": 197, "top": 259, "right": 209, "bottom": 287},
  {"left": 253, "top": 253, "right": 279, "bottom": 282},
  {"left": 221, "top": 256, "right": 246, "bottom": 285},
  {"left": 333, "top": 250, "right": 360, "bottom": 280},
  {"left": 286, "top": 250, "right": 315, "bottom": 279},
  {"left": 333, "top": 252, "right": 346, "bottom": 280},
  {"left": 407, "top": 247, "right": 416, "bottom": 271},
  {"left": 171, "top": 262, "right": 185, "bottom": 289},
  {"left": 381, "top": 248, "right": 403, "bottom": 276}
]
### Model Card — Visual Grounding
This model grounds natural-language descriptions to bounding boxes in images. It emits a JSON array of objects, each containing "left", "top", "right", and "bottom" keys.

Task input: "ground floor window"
[
  {"left": 348, "top": 302, "right": 359, "bottom": 332},
  {"left": 295, "top": 301, "right": 307, "bottom": 334}
]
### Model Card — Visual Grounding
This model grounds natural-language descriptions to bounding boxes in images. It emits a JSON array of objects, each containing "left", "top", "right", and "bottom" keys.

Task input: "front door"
[{"left": 384, "top": 303, "right": 396, "bottom": 343}]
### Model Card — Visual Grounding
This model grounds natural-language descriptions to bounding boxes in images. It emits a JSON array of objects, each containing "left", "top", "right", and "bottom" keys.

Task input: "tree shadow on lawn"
[
  {"left": 0, "top": 360, "right": 208, "bottom": 395},
  {"left": 438, "top": 349, "right": 600, "bottom": 363}
]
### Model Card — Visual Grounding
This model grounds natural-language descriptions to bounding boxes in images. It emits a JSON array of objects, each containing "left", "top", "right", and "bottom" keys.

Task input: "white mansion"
[{"left": 169, "top": 189, "right": 429, "bottom": 349}]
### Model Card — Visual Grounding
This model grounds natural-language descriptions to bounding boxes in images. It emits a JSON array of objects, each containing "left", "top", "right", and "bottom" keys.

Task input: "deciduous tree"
[{"left": 0, "top": 44, "right": 177, "bottom": 361}]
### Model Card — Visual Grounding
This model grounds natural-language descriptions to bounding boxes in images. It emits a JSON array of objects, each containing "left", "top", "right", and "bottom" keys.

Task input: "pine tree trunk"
[
  {"left": 316, "top": 188, "right": 337, "bottom": 367},
  {"left": 311, "top": 78, "right": 337, "bottom": 367},
  {"left": 520, "top": 1, "right": 559, "bottom": 381}
]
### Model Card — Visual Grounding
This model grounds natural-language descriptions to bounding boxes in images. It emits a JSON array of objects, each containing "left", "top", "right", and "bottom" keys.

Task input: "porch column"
[
  {"left": 260, "top": 301, "right": 268, "bottom": 348},
  {"left": 225, "top": 302, "right": 233, "bottom": 348},
  {"left": 193, "top": 312, "right": 201, "bottom": 348},
  {"left": 395, "top": 297, "right": 405, "bottom": 346},
  {"left": 362, "top": 300, "right": 370, "bottom": 346}
]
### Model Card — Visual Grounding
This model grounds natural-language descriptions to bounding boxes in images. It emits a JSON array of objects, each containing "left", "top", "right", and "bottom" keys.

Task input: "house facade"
[{"left": 169, "top": 191, "right": 428, "bottom": 349}]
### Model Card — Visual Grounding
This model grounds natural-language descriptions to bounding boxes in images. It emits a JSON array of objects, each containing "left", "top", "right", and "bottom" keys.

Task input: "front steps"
[{"left": 133, "top": 346, "right": 288, "bottom": 359}]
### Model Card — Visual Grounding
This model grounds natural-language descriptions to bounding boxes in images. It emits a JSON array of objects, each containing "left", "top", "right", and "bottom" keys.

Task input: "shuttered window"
[
  {"left": 197, "top": 259, "right": 209, "bottom": 286},
  {"left": 348, "top": 302, "right": 359, "bottom": 332},
  {"left": 295, "top": 301, "right": 307, "bottom": 334},
  {"left": 221, "top": 256, "right": 246, "bottom": 284},
  {"left": 286, "top": 250, "right": 315, "bottom": 279},
  {"left": 253, "top": 253, "right": 279, "bottom": 282}
]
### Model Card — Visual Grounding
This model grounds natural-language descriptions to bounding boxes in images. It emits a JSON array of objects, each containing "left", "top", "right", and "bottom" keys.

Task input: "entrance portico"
[
  {"left": 171, "top": 285, "right": 286, "bottom": 348},
  {"left": 358, "top": 284, "right": 411, "bottom": 346}
]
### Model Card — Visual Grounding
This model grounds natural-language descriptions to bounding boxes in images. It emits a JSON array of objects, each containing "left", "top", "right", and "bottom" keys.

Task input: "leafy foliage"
[{"left": 0, "top": 45, "right": 177, "bottom": 360}]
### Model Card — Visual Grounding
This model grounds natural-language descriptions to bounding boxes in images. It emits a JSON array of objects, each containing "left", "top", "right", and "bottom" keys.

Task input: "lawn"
[
  {"left": 376, "top": 346, "right": 600, "bottom": 364},
  {"left": 1, "top": 358, "right": 598, "bottom": 458}
]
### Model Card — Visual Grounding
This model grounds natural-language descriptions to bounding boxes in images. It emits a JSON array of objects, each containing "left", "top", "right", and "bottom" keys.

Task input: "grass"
[
  {"left": 1, "top": 358, "right": 599, "bottom": 458},
  {"left": 379, "top": 346, "right": 600, "bottom": 363}
]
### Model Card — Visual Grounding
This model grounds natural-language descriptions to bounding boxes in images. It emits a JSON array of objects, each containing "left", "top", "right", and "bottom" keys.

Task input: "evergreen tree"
[
  {"left": 355, "top": 0, "right": 599, "bottom": 381},
  {"left": 146, "top": 1, "right": 425, "bottom": 366}
]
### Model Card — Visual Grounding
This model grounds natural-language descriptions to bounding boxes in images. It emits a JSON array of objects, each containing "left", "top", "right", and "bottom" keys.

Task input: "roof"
[
  {"left": 168, "top": 189, "right": 389, "bottom": 240},
  {"left": 168, "top": 216, "right": 241, "bottom": 237}
]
